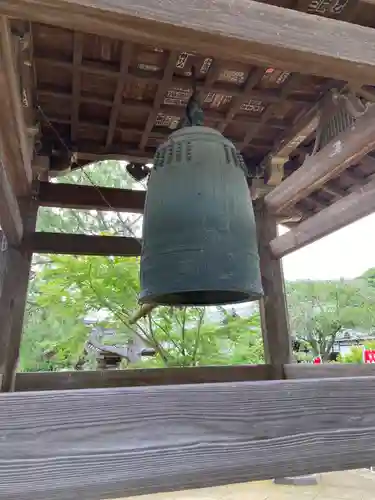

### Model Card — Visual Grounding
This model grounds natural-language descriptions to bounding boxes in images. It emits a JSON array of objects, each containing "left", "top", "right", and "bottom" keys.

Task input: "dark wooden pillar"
[
  {"left": 254, "top": 200, "right": 292, "bottom": 367},
  {"left": 0, "top": 198, "right": 38, "bottom": 391}
]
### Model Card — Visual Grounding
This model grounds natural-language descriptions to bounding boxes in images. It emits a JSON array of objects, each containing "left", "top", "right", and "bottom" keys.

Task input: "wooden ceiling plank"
[
  {"left": 2, "top": 0, "right": 375, "bottom": 82},
  {"left": 265, "top": 103, "right": 375, "bottom": 215},
  {"left": 35, "top": 56, "right": 319, "bottom": 107},
  {"left": 270, "top": 178, "right": 375, "bottom": 259},
  {"left": 39, "top": 89, "right": 289, "bottom": 130},
  {"left": 0, "top": 160, "right": 23, "bottom": 245},
  {"left": 0, "top": 16, "right": 31, "bottom": 194},
  {"left": 38, "top": 182, "right": 145, "bottom": 212},
  {"left": 105, "top": 42, "right": 133, "bottom": 147},
  {"left": 71, "top": 32, "right": 83, "bottom": 144},
  {"left": 139, "top": 51, "right": 178, "bottom": 151},
  {"left": 218, "top": 67, "right": 265, "bottom": 134}
]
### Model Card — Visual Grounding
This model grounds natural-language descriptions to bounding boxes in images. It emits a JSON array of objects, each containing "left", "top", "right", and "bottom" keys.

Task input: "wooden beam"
[
  {"left": 2, "top": 377, "right": 375, "bottom": 499},
  {"left": 139, "top": 51, "right": 177, "bottom": 150},
  {"left": 217, "top": 67, "right": 264, "bottom": 134},
  {"left": 30, "top": 232, "right": 141, "bottom": 256},
  {"left": 14, "top": 364, "right": 276, "bottom": 391},
  {"left": 0, "top": 17, "right": 31, "bottom": 194},
  {"left": 105, "top": 42, "right": 132, "bottom": 147},
  {"left": 71, "top": 32, "right": 83, "bottom": 144},
  {"left": 38, "top": 182, "right": 146, "bottom": 213},
  {"left": 0, "top": 161, "right": 23, "bottom": 245},
  {"left": 255, "top": 201, "right": 292, "bottom": 367},
  {"left": 265, "top": 104, "right": 375, "bottom": 215},
  {"left": 2, "top": 1, "right": 375, "bottom": 82},
  {"left": 285, "top": 363, "right": 375, "bottom": 379},
  {"left": 270, "top": 179, "right": 375, "bottom": 258}
]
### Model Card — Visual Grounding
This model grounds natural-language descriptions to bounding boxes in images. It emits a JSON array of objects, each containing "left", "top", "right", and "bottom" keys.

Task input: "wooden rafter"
[
  {"left": 2, "top": 0, "right": 375, "bottom": 82},
  {"left": 36, "top": 57, "right": 316, "bottom": 106},
  {"left": 71, "top": 32, "right": 83, "bottom": 144},
  {"left": 45, "top": 115, "right": 274, "bottom": 150},
  {"left": 40, "top": 91, "right": 289, "bottom": 130},
  {"left": 139, "top": 51, "right": 177, "bottom": 150},
  {"left": 105, "top": 42, "right": 133, "bottom": 147},
  {"left": 240, "top": 75, "right": 302, "bottom": 150},
  {"left": 265, "top": 103, "right": 375, "bottom": 214},
  {"left": 217, "top": 67, "right": 265, "bottom": 134},
  {"left": 270, "top": 178, "right": 375, "bottom": 258}
]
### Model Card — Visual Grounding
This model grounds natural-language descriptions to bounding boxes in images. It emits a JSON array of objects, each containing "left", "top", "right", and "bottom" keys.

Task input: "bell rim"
[{"left": 139, "top": 288, "right": 263, "bottom": 307}]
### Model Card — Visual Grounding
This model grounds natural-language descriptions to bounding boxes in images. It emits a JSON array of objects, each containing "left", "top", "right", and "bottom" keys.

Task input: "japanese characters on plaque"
[
  {"left": 240, "top": 100, "right": 265, "bottom": 114},
  {"left": 200, "top": 58, "right": 213, "bottom": 74},
  {"left": 155, "top": 113, "right": 180, "bottom": 130},
  {"left": 175, "top": 52, "right": 213, "bottom": 77},
  {"left": 164, "top": 88, "right": 191, "bottom": 107},
  {"left": 262, "top": 68, "right": 290, "bottom": 86},
  {"left": 137, "top": 63, "right": 160, "bottom": 72},
  {"left": 307, "top": 0, "right": 350, "bottom": 15},
  {"left": 204, "top": 92, "right": 232, "bottom": 109},
  {"left": 218, "top": 69, "right": 246, "bottom": 85}
]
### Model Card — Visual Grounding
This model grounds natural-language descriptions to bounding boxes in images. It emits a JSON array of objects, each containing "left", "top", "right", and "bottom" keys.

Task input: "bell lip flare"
[{"left": 139, "top": 288, "right": 264, "bottom": 307}]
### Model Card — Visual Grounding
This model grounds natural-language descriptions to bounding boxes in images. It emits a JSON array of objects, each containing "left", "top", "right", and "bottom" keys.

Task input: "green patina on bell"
[{"left": 139, "top": 125, "right": 263, "bottom": 306}]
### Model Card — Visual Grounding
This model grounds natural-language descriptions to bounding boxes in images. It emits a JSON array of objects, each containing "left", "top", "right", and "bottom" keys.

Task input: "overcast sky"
[{"left": 280, "top": 213, "right": 375, "bottom": 281}]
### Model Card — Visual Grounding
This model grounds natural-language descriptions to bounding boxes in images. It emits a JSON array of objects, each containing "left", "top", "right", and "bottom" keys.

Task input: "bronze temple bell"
[{"left": 139, "top": 78, "right": 263, "bottom": 306}]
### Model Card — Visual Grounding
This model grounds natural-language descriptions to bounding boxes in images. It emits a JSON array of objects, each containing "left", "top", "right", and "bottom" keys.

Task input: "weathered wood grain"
[
  {"left": 1, "top": 377, "right": 375, "bottom": 499},
  {"left": 30, "top": 232, "right": 141, "bottom": 256},
  {"left": 265, "top": 103, "right": 375, "bottom": 215},
  {"left": 0, "top": 199, "right": 37, "bottom": 392},
  {"left": 0, "top": 18, "right": 31, "bottom": 191},
  {"left": 2, "top": 0, "right": 375, "bottom": 82},
  {"left": 255, "top": 202, "right": 292, "bottom": 366},
  {"left": 269, "top": 179, "right": 375, "bottom": 258},
  {"left": 14, "top": 364, "right": 275, "bottom": 391},
  {"left": 38, "top": 182, "right": 146, "bottom": 213},
  {"left": 0, "top": 162, "right": 23, "bottom": 245},
  {"left": 285, "top": 362, "right": 375, "bottom": 379}
]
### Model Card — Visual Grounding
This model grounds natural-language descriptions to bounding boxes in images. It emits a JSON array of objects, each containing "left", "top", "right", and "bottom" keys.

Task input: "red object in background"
[
  {"left": 363, "top": 349, "right": 375, "bottom": 364},
  {"left": 313, "top": 356, "right": 322, "bottom": 364}
]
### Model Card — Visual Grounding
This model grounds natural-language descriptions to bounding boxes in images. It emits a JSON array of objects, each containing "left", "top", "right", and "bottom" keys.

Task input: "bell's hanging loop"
[{"left": 139, "top": 69, "right": 263, "bottom": 307}]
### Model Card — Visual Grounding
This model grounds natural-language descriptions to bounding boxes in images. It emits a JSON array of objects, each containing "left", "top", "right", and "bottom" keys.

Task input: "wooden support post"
[
  {"left": 0, "top": 198, "right": 38, "bottom": 392},
  {"left": 255, "top": 201, "right": 292, "bottom": 368}
]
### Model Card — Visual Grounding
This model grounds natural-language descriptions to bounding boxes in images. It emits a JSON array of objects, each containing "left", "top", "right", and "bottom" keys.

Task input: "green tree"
[
  {"left": 23, "top": 251, "right": 263, "bottom": 371},
  {"left": 21, "top": 161, "right": 264, "bottom": 371},
  {"left": 286, "top": 279, "right": 375, "bottom": 360}
]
